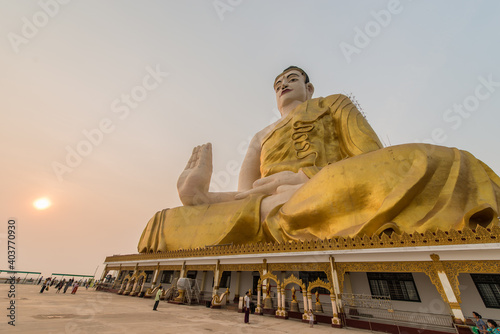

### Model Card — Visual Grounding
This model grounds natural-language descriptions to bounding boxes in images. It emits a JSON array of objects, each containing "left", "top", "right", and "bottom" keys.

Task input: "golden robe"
[{"left": 138, "top": 94, "right": 500, "bottom": 252}]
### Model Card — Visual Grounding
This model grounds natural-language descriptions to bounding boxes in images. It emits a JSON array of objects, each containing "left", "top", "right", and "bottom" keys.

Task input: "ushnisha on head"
[{"left": 273, "top": 66, "right": 314, "bottom": 112}]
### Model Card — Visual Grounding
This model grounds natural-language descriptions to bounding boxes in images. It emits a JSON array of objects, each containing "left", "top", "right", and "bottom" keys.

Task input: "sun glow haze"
[{"left": 34, "top": 198, "right": 51, "bottom": 210}]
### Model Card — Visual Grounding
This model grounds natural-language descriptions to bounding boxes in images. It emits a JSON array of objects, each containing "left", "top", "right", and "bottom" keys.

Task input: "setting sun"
[{"left": 34, "top": 198, "right": 51, "bottom": 210}]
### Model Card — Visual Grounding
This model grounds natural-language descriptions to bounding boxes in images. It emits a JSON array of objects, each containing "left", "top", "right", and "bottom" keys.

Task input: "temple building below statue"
[{"left": 101, "top": 224, "right": 500, "bottom": 332}]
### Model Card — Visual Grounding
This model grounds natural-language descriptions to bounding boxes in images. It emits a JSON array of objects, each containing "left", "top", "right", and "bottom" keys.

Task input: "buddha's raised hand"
[{"left": 177, "top": 143, "right": 213, "bottom": 206}]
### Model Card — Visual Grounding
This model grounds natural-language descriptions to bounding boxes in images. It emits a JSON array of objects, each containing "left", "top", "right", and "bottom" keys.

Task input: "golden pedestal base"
[{"left": 173, "top": 289, "right": 185, "bottom": 303}]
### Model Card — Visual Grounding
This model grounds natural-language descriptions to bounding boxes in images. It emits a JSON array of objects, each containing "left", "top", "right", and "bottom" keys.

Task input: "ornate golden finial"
[{"left": 430, "top": 254, "right": 440, "bottom": 262}]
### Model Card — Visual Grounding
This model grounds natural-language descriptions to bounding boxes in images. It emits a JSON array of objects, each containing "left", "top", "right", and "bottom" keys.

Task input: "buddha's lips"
[{"left": 281, "top": 89, "right": 291, "bottom": 96}]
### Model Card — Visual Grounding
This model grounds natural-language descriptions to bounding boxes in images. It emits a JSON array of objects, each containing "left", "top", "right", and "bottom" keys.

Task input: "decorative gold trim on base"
[{"left": 106, "top": 225, "right": 499, "bottom": 263}]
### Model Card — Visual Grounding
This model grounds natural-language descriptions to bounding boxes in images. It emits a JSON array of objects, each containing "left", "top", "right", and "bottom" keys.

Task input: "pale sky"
[{"left": 1, "top": 0, "right": 499, "bottom": 279}]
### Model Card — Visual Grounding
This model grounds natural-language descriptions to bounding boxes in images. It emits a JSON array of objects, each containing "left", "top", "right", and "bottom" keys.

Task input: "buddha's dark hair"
[{"left": 280, "top": 66, "right": 310, "bottom": 83}]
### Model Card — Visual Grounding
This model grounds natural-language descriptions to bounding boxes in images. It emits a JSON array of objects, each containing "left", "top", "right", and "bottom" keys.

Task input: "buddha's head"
[{"left": 274, "top": 66, "right": 314, "bottom": 110}]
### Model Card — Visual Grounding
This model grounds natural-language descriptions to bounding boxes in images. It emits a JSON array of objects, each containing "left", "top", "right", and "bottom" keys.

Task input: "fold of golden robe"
[{"left": 138, "top": 94, "right": 500, "bottom": 252}]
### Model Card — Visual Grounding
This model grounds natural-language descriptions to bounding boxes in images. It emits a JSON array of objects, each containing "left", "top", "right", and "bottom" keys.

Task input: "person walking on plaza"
[
  {"left": 40, "top": 278, "right": 51, "bottom": 293},
  {"left": 71, "top": 281, "right": 79, "bottom": 294},
  {"left": 63, "top": 279, "right": 73, "bottom": 293},
  {"left": 39, "top": 281, "right": 46, "bottom": 293},
  {"left": 308, "top": 309, "right": 314, "bottom": 328},
  {"left": 153, "top": 286, "right": 163, "bottom": 311},
  {"left": 244, "top": 291, "right": 251, "bottom": 324},
  {"left": 56, "top": 279, "right": 65, "bottom": 294}
]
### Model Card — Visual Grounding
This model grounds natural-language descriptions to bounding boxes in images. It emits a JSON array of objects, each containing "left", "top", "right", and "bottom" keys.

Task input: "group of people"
[
  {"left": 39, "top": 277, "right": 94, "bottom": 294},
  {"left": 472, "top": 312, "right": 500, "bottom": 334}
]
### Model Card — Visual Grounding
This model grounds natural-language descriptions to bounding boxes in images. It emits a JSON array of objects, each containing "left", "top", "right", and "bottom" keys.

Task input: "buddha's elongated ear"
[{"left": 306, "top": 82, "right": 314, "bottom": 99}]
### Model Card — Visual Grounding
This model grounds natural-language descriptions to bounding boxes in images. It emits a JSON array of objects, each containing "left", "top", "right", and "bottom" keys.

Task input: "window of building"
[
  {"left": 160, "top": 271, "right": 174, "bottom": 284},
  {"left": 219, "top": 271, "right": 231, "bottom": 288},
  {"left": 299, "top": 271, "right": 329, "bottom": 294},
  {"left": 145, "top": 271, "right": 153, "bottom": 283},
  {"left": 186, "top": 271, "right": 197, "bottom": 280},
  {"left": 211, "top": 271, "right": 231, "bottom": 288},
  {"left": 471, "top": 274, "right": 500, "bottom": 309},
  {"left": 367, "top": 272, "right": 420, "bottom": 302},
  {"left": 252, "top": 274, "right": 260, "bottom": 295}
]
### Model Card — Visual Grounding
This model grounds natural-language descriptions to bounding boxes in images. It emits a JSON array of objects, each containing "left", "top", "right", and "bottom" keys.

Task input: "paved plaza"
[{"left": 1, "top": 284, "right": 369, "bottom": 334}]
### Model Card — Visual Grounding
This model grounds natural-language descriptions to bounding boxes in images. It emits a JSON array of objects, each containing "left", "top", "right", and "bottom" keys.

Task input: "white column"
[
  {"left": 212, "top": 261, "right": 220, "bottom": 298},
  {"left": 302, "top": 291, "right": 308, "bottom": 315},
  {"left": 152, "top": 269, "right": 159, "bottom": 285},
  {"left": 125, "top": 278, "right": 137, "bottom": 294},
  {"left": 437, "top": 272, "right": 465, "bottom": 321},
  {"left": 307, "top": 291, "right": 313, "bottom": 311},
  {"left": 180, "top": 262, "right": 186, "bottom": 278},
  {"left": 111, "top": 270, "right": 121, "bottom": 288},
  {"left": 276, "top": 285, "right": 282, "bottom": 316},
  {"left": 212, "top": 270, "right": 219, "bottom": 298},
  {"left": 121, "top": 279, "right": 128, "bottom": 292},
  {"left": 430, "top": 254, "right": 465, "bottom": 322},
  {"left": 331, "top": 294, "right": 341, "bottom": 325},
  {"left": 256, "top": 283, "right": 262, "bottom": 314},
  {"left": 281, "top": 287, "right": 286, "bottom": 313},
  {"left": 139, "top": 277, "right": 146, "bottom": 294},
  {"left": 329, "top": 256, "right": 342, "bottom": 309}
]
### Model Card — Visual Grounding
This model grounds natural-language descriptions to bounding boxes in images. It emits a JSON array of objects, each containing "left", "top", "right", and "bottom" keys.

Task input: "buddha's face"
[{"left": 274, "top": 69, "right": 314, "bottom": 109}]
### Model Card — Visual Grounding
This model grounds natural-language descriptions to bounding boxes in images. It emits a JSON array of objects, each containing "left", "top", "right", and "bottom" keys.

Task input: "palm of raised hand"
[{"left": 177, "top": 143, "right": 213, "bottom": 206}]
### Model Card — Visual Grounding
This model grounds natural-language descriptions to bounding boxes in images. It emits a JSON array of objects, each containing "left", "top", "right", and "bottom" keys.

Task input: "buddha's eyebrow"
[{"left": 275, "top": 73, "right": 299, "bottom": 88}]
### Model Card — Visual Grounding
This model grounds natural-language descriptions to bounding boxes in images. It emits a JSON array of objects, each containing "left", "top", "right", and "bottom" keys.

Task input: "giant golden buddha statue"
[{"left": 138, "top": 66, "right": 500, "bottom": 252}]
